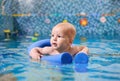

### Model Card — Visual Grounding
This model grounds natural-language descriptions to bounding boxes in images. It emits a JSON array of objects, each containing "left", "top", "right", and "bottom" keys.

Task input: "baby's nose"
[{"left": 53, "top": 36, "right": 57, "bottom": 41}]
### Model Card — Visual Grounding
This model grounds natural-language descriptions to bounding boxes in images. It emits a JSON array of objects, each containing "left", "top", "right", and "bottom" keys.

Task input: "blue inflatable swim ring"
[{"left": 28, "top": 39, "right": 89, "bottom": 64}]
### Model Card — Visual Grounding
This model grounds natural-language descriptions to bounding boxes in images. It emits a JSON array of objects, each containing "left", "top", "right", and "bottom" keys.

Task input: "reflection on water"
[{"left": 0, "top": 38, "right": 120, "bottom": 81}]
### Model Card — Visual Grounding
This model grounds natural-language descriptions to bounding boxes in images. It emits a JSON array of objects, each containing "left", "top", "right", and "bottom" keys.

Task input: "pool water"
[{"left": 0, "top": 38, "right": 120, "bottom": 81}]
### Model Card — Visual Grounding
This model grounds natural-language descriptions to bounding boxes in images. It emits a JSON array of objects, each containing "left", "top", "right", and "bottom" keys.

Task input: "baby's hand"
[
  {"left": 29, "top": 48, "right": 42, "bottom": 60},
  {"left": 30, "top": 52, "right": 41, "bottom": 60}
]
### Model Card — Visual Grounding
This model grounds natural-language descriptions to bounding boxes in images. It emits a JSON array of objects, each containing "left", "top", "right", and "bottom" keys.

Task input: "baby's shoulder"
[
  {"left": 72, "top": 45, "right": 82, "bottom": 50},
  {"left": 71, "top": 46, "right": 84, "bottom": 53},
  {"left": 70, "top": 46, "right": 79, "bottom": 54}
]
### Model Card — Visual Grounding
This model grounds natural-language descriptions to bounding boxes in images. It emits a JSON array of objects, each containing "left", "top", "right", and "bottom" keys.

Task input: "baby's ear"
[{"left": 69, "top": 39, "right": 73, "bottom": 44}]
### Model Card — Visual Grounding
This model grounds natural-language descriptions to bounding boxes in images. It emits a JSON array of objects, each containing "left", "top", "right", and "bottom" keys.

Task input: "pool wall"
[{"left": 0, "top": 0, "right": 120, "bottom": 39}]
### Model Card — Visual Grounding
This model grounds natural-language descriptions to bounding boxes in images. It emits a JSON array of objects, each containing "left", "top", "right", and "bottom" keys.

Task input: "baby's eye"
[
  {"left": 58, "top": 35, "right": 62, "bottom": 38},
  {"left": 51, "top": 34, "right": 54, "bottom": 37}
]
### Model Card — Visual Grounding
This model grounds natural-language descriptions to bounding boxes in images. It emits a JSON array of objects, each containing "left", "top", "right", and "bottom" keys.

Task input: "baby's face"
[{"left": 50, "top": 27, "right": 71, "bottom": 51}]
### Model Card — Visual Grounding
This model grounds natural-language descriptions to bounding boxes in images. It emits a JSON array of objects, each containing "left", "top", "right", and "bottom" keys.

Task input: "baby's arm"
[
  {"left": 78, "top": 46, "right": 89, "bottom": 54},
  {"left": 74, "top": 46, "right": 89, "bottom": 54},
  {"left": 79, "top": 46, "right": 89, "bottom": 54},
  {"left": 29, "top": 47, "right": 53, "bottom": 60}
]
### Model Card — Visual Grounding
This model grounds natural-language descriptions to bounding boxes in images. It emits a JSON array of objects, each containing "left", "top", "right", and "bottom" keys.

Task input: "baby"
[{"left": 30, "top": 22, "right": 89, "bottom": 60}]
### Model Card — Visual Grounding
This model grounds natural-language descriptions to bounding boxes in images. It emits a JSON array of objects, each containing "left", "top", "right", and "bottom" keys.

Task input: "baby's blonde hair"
[{"left": 54, "top": 22, "right": 76, "bottom": 43}]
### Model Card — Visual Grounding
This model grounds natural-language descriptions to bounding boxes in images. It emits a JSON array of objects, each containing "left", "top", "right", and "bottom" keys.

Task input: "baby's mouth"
[{"left": 52, "top": 43, "right": 57, "bottom": 47}]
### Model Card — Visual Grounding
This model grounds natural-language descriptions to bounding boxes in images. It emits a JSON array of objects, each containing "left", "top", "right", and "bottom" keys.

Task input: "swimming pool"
[{"left": 0, "top": 37, "right": 120, "bottom": 81}]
